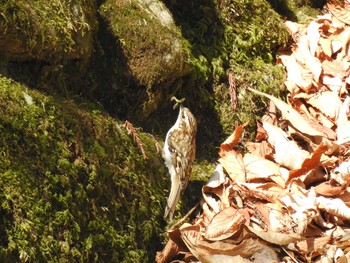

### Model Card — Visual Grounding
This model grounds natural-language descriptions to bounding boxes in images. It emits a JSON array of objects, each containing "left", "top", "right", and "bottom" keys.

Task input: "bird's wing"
[{"left": 167, "top": 129, "right": 195, "bottom": 187}]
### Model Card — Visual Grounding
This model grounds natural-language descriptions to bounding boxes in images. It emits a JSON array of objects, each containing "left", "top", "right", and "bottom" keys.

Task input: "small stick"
[{"left": 169, "top": 201, "right": 200, "bottom": 230}]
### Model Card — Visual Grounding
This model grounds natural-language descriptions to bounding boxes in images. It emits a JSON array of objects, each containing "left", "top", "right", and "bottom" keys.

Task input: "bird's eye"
[{"left": 182, "top": 113, "right": 185, "bottom": 118}]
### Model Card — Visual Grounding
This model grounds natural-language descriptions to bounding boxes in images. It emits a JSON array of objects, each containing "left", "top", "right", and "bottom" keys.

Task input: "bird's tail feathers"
[{"left": 164, "top": 175, "right": 182, "bottom": 221}]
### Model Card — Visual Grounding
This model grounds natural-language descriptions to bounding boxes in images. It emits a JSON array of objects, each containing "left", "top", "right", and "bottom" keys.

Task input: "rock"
[{"left": 99, "top": 0, "right": 193, "bottom": 117}]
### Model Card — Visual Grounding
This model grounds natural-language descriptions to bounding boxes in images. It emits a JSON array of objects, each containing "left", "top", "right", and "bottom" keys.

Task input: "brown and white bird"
[{"left": 163, "top": 103, "right": 197, "bottom": 220}]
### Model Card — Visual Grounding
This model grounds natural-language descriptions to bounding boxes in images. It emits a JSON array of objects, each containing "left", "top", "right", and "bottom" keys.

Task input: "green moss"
[
  {"left": 214, "top": 59, "right": 287, "bottom": 141},
  {"left": 99, "top": 0, "right": 192, "bottom": 88},
  {"left": 0, "top": 75, "right": 167, "bottom": 262},
  {"left": 0, "top": 0, "right": 96, "bottom": 61}
]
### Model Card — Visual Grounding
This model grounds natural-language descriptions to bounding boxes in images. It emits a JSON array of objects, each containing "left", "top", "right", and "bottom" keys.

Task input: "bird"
[{"left": 163, "top": 99, "right": 197, "bottom": 221}]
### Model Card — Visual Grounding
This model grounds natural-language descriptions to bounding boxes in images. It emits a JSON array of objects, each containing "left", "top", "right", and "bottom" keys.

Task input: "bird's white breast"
[{"left": 163, "top": 125, "right": 178, "bottom": 180}]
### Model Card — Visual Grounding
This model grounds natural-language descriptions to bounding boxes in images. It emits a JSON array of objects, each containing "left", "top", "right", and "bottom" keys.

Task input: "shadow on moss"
[{"left": 0, "top": 75, "right": 168, "bottom": 262}]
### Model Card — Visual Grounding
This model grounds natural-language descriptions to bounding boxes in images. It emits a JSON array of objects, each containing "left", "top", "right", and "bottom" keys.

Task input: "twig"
[
  {"left": 228, "top": 73, "right": 237, "bottom": 111},
  {"left": 123, "top": 120, "right": 148, "bottom": 160},
  {"left": 280, "top": 246, "right": 300, "bottom": 263},
  {"left": 169, "top": 201, "right": 200, "bottom": 230}
]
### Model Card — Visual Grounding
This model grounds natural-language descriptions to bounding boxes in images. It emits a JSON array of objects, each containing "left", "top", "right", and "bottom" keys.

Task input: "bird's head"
[{"left": 177, "top": 106, "right": 197, "bottom": 133}]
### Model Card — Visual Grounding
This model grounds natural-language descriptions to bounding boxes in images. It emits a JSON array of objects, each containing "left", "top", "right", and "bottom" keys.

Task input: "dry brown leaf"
[
  {"left": 285, "top": 20, "right": 305, "bottom": 37},
  {"left": 194, "top": 254, "right": 251, "bottom": 263},
  {"left": 243, "top": 153, "right": 281, "bottom": 182},
  {"left": 239, "top": 182, "right": 287, "bottom": 203},
  {"left": 219, "top": 150, "right": 246, "bottom": 182},
  {"left": 278, "top": 54, "right": 313, "bottom": 91},
  {"left": 202, "top": 186, "right": 223, "bottom": 214},
  {"left": 262, "top": 122, "right": 309, "bottom": 170},
  {"left": 337, "top": 97, "right": 350, "bottom": 144},
  {"left": 317, "top": 111, "right": 337, "bottom": 130},
  {"left": 276, "top": 188, "right": 318, "bottom": 235},
  {"left": 202, "top": 165, "right": 230, "bottom": 212},
  {"left": 332, "top": 39, "right": 343, "bottom": 54},
  {"left": 328, "top": 1, "right": 350, "bottom": 25},
  {"left": 249, "top": 88, "right": 325, "bottom": 138},
  {"left": 322, "top": 75, "right": 343, "bottom": 92},
  {"left": 314, "top": 181, "right": 343, "bottom": 197},
  {"left": 247, "top": 224, "right": 302, "bottom": 245},
  {"left": 168, "top": 224, "right": 194, "bottom": 252},
  {"left": 338, "top": 189, "right": 350, "bottom": 204},
  {"left": 220, "top": 123, "right": 247, "bottom": 153},
  {"left": 288, "top": 96, "right": 316, "bottom": 120},
  {"left": 332, "top": 160, "right": 350, "bottom": 186},
  {"left": 306, "top": 91, "right": 342, "bottom": 120},
  {"left": 287, "top": 116, "right": 337, "bottom": 141},
  {"left": 245, "top": 141, "right": 274, "bottom": 159},
  {"left": 201, "top": 202, "right": 216, "bottom": 224},
  {"left": 157, "top": 224, "right": 195, "bottom": 263},
  {"left": 319, "top": 37, "right": 333, "bottom": 57},
  {"left": 303, "top": 166, "right": 327, "bottom": 187},
  {"left": 322, "top": 59, "right": 347, "bottom": 78},
  {"left": 288, "top": 142, "right": 328, "bottom": 183},
  {"left": 296, "top": 36, "right": 322, "bottom": 82},
  {"left": 307, "top": 20, "right": 321, "bottom": 56},
  {"left": 317, "top": 196, "right": 350, "bottom": 220},
  {"left": 219, "top": 125, "right": 251, "bottom": 182},
  {"left": 155, "top": 239, "right": 179, "bottom": 263},
  {"left": 283, "top": 79, "right": 300, "bottom": 95},
  {"left": 204, "top": 207, "right": 246, "bottom": 241},
  {"left": 206, "top": 164, "right": 226, "bottom": 188},
  {"left": 181, "top": 227, "right": 266, "bottom": 259},
  {"left": 336, "top": 26, "right": 350, "bottom": 59},
  {"left": 296, "top": 235, "right": 332, "bottom": 257}
]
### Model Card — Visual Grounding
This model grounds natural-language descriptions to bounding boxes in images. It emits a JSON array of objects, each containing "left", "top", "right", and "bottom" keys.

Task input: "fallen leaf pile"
[{"left": 156, "top": 4, "right": 350, "bottom": 263}]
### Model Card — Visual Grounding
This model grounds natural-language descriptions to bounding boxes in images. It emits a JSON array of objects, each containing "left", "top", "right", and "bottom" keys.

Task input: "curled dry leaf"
[
  {"left": 219, "top": 150, "right": 246, "bottom": 182},
  {"left": 336, "top": 97, "right": 350, "bottom": 145},
  {"left": 296, "top": 36, "right": 322, "bottom": 82},
  {"left": 332, "top": 160, "right": 350, "bottom": 185},
  {"left": 246, "top": 141, "right": 274, "bottom": 159},
  {"left": 316, "top": 196, "right": 350, "bottom": 220},
  {"left": 155, "top": 239, "right": 179, "bottom": 263},
  {"left": 287, "top": 142, "right": 328, "bottom": 183},
  {"left": 243, "top": 153, "right": 282, "bottom": 182},
  {"left": 306, "top": 91, "right": 342, "bottom": 121},
  {"left": 277, "top": 55, "right": 313, "bottom": 91},
  {"left": 263, "top": 122, "right": 308, "bottom": 170},
  {"left": 220, "top": 123, "right": 248, "bottom": 152},
  {"left": 204, "top": 206, "right": 247, "bottom": 241},
  {"left": 202, "top": 164, "right": 229, "bottom": 212},
  {"left": 307, "top": 20, "right": 322, "bottom": 56},
  {"left": 314, "top": 181, "right": 343, "bottom": 197},
  {"left": 247, "top": 224, "right": 302, "bottom": 246},
  {"left": 181, "top": 228, "right": 269, "bottom": 259},
  {"left": 249, "top": 88, "right": 325, "bottom": 139}
]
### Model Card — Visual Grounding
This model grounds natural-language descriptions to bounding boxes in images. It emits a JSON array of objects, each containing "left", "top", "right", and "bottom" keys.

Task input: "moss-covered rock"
[
  {"left": 0, "top": 1, "right": 327, "bottom": 261},
  {"left": 0, "top": 75, "right": 167, "bottom": 262},
  {"left": 0, "top": 0, "right": 96, "bottom": 61},
  {"left": 99, "top": 0, "right": 193, "bottom": 119}
]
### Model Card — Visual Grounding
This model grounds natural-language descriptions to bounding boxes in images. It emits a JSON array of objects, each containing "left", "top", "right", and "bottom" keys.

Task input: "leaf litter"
[{"left": 156, "top": 3, "right": 350, "bottom": 262}]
